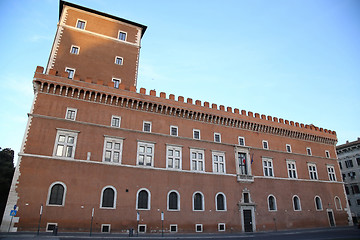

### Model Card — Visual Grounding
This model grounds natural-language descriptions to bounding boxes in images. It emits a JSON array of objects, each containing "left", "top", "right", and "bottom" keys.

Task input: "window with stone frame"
[
  {"left": 103, "top": 137, "right": 123, "bottom": 163},
  {"left": 167, "top": 145, "right": 181, "bottom": 169},
  {"left": 190, "top": 149, "right": 205, "bottom": 172},
  {"left": 137, "top": 142, "right": 154, "bottom": 167},
  {"left": 53, "top": 129, "right": 78, "bottom": 158}
]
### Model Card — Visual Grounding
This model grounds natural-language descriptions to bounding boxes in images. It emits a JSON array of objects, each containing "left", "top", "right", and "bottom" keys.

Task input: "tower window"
[
  {"left": 115, "top": 56, "right": 123, "bottom": 65},
  {"left": 118, "top": 31, "right": 127, "bottom": 41},
  {"left": 76, "top": 19, "right": 86, "bottom": 29}
]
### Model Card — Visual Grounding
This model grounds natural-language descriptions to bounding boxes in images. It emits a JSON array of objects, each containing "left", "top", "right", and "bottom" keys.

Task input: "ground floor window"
[
  {"left": 195, "top": 224, "right": 203, "bottom": 232},
  {"left": 101, "top": 224, "right": 111, "bottom": 233},
  {"left": 138, "top": 224, "right": 146, "bottom": 233},
  {"left": 46, "top": 223, "right": 57, "bottom": 232},
  {"left": 218, "top": 223, "right": 225, "bottom": 231},
  {"left": 170, "top": 224, "right": 178, "bottom": 233}
]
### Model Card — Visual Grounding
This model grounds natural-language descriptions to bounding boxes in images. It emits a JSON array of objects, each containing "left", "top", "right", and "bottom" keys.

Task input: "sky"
[{"left": 0, "top": 0, "right": 359, "bottom": 164}]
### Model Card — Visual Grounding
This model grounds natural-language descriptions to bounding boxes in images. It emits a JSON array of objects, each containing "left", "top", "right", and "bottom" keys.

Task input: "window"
[
  {"left": 268, "top": 195, "right": 277, "bottom": 211},
  {"left": 112, "top": 78, "right": 121, "bottom": 89},
  {"left": 53, "top": 129, "right": 78, "bottom": 158},
  {"left": 195, "top": 224, "right": 203, "bottom": 232},
  {"left": 357, "top": 199, "right": 360, "bottom": 205},
  {"left": 103, "top": 137, "right": 123, "bottom": 163},
  {"left": 137, "top": 188, "right": 150, "bottom": 210},
  {"left": 327, "top": 165, "right": 336, "bottom": 181},
  {"left": 357, "top": 157, "right": 360, "bottom": 166},
  {"left": 111, "top": 116, "right": 121, "bottom": 128},
  {"left": 286, "top": 144, "right": 292, "bottom": 153},
  {"left": 115, "top": 56, "right": 123, "bottom": 65},
  {"left": 325, "top": 150, "right": 330, "bottom": 158},
  {"left": 65, "top": 107, "right": 77, "bottom": 120},
  {"left": 293, "top": 195, "right": 301, "bottom": 211},
  {"left": 308, "top": 163, "right": 318, "bottom": 180},
  {"left": 287, "top": 160, "right": 297, "bottom": 179},
  {"left": 65, "top": 67, "right": 75, "bottom": 79},
  {"left": 218, "top": 223, "right": 225, "bottom": 232},
  {"left": 339, "top": 162, "right": 342, "bottom": 170},
  {"left": 118, "top": 31, "right": 127, "bottom": 41},
  {"left": 137, "top": 142, "right": 154, "bottom": 167},
  {"left": 315, "top": 196, "right": 323, "bottom": 210},
  {"left": 345, "top": 160, "right": 354, "bottom": 168},
  {"left": 238, "top": 137, "right": 245, "bottom": 146},
  {"left": 215, "top": 193, "right": 226, "bottom": 211},
  {"left": 212, "top": 151, "right": 226, "bottom": 173},
  {"left": 47, "top": 182, "right": 66, "bottom": 206},
  {"left": 170, "top": 225, "right": 177, "bottom": 233},
  {"left": 46, "top": 223, "right": 58, "bottom": 232},
  {"left": 100, "top": 186, "right": 116, "bottom": 209},
  {"left": 334, "top": 196, "right": 342, "bottom": 210},
  {"left": 262, "top": 158, "right": 273, "bottom": 177},
  {"left": 167, "top": 145, "right": 182, "bottom": 169},
  {"left": 101, "top": 224, "right": 111, "bottom": 233},
  {"left": 143, "top": 121, "right": 152, "bottom": 132},
  {"left": 138, "top": 224, "right": 146, "bottom": 233},
  {"left": 214, "top": 133, "right": 221, "bottom": 143},
  {"left": 345, "top": 186, "right": 349, "bottom": 195},
  {"left": 262, "top": 140, "right": 269, "bottom": 149},
  {"left": 193, "top": 129, "right": 200, "bottom": 139},
  {"left": 348, "top": 171, "right": 356, "bottom": 180},
  {"left": 243, "top": 192, "right": 250, "bottom": 203},
  {"left": 342, "top": 173, "right": 346, "bottom": 181},
  {"left": 193, "top": 192, "right": 204, "bottom": 211},
  {"left": 167, "top": 191, "right": 180, "bottom": 211},
  {"left": 70, "top": 45, "right": 79, "bottom": 55},
  {"left": 190, "top": 149, "right": 205, "bottom": 172},
  {"left": 351, "top": 184, "right": 360, "bottom": 194},
  {"left": 76, "top": 19, "right": 86, "bottom": 29},
  {"left": 306, "top": 147, "right": 312, "bottom": 156},
  {"left": 170, "top": 126, "right": 178, "bottom": 136},
  {"left": 238, "top": 152, "right": 248, "bottom": 175}
]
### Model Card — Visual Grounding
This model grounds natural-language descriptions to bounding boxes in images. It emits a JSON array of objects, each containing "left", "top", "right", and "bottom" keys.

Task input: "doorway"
[
  {"left": 327, "top": 209, "right": 336, "bottom": 227},
  {"left": 243, "top": 209, "right": 253, "bottom": 232}
]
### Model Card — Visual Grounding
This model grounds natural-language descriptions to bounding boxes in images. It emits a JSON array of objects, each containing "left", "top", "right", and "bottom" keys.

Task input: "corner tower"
[{"left": 46, "top": 0, "right": 147, "bottom": 90}]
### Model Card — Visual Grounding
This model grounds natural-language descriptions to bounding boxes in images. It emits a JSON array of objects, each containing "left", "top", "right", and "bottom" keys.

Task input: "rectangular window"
[
  {"left": 101, "top": 224, "right": 111, "bottom": 233},
  {"left": 118, "top": 31, "right": 127, "bottom": 41},
  {"left": 345, "top": 160, "right": 354, "bottom": 168},
  {"left": 193, "top": 129, "right": 200, "bottom": 140},
  {"left": 195, "top": 224, "right": 203, "bottom": 232},
  {"left": 262, "top": 140, "right": 268, "bottom": 149},
  {"left": 352, "top": 185, "right": 360, "bottom": 194},
  {"left": 170, "top": 224, "right": 177, "bottom": 233},
  {"left": 357, "top": 158, "right": 360, "bottom": 166},
  {"left": 325, "top": 150, "right": 330, "bottom": 158},
  {"left": 65, "top": 67, "right": 75, "bottom": 79},
  {"left": 327, "top": 165, "right": 336, "bottom": 181},
  {"left": 308, "top": 163, "right": 318, "bottom": 180},
  {"left": 262, "top": 158, "right": 273, "bottom": 177},
  {"left": 111, "top": 116, "right": 121, "bottom": 128},
  {"left": 339, "top": 162, "right": 343, "bottom": 170},
  {"left": 170, "top": 126, "right": 178, "bottom": 136},
  {"left": 287, "top": 160, "right": 297, "bottom": 179},
  {"left": 103, "top": 137, "right": 123, "bottom": 163},
  {"left": 46, "top": 223, "right": 58, "bottom": 232},
  {"left": 115, "top": 56, "right": 123, "bottom": 65},
  {"left": 214, "top": 133, "right": 221, "bottom": 143},
  {"left": 70, "top": 45, "right": 79, "bottom": 55},
  {"left": 167, "top": 145, "right": 182, "bottom": 169},
  {"left": 143, "top": 121, "right": 152, "bottom": 132},
  {"left": 112, "top": 78, "right": 121, "bottom": 89},
  {"left": 238, "top": 152, "right": 249, "bottom": 175},
  {"left": 65, "top": 107, "right": 77, "bottom": 121},
  {"left": 306, "top": 147, "right": 312, "bottom": 156},
  {"left": 348, "top": 171, "right": 356, "bottom": 180},
  {"left": 212, "top": 151, "right": 226, "bottom": 173},
  {"left": 76, "top": 19, "right": 86, "bottom": 29},
  {"left": 218, "top": 223, "right": 225, "bottom": 232},
  {"left": 53, "top": 129, "right": 78, "bottom": 158},
  {"left": 137, "top": 142, "right": 154, "bottom": 167},
  {"left": 286, "top": 144, "right": 292, "bottom": 153},
  {"left": 190, "top": 149, "right": 205, "bottom": 172},
  {"left": 238, "top": 137, "right": 245, "bottom": 146}
]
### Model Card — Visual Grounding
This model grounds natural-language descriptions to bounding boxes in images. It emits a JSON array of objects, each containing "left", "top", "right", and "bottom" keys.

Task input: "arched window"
[
  {"left": 100, "top": 186, "right": 116, "bottom": 208},
  {"left": 315, "top": 196, "right": 322, "bottom": 210},
  {"left": 334, "top": 196, "right": 342, "bottom": 210},
  {"left": 48, "top": 182, "right": 66, "bottom": 206},
  {"left": 268, "top": 195, "right": 277, "bottom": 211},
  {"left": 137, "top": 188, "right": 150, "bottom": 210},
  {"left": 193, "top": 192, "right": 204, "bottom": 211},
  {"left": 293, "top": 195, "right": 301, "bottom": 211},
  {"left": 167, "top": 191, "right": 180, "bottom": 211},
  {"left": 215, "top": 193, "right": 226, "bottom": 211}
]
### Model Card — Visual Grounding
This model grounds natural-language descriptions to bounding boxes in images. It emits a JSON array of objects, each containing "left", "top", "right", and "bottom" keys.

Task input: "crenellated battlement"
[{"left": 35, "top": 66, "right": 337, "bottom": 140}]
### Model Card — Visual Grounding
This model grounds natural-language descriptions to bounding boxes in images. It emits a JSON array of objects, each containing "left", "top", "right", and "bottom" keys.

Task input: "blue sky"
[{"left": 0, "top": 0, "right": 359, "bottom": 163}]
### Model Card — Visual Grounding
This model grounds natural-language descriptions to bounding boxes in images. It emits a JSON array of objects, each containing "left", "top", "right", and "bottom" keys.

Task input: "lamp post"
[
  {"left": 90, "top": 208, "right": 94, "bottom": 236},
  {"left": 161, "top": 211, "right": 164, "bottom": 237},
  {"left": 37, "top": 204, "right": 43, "bottom": 235}
]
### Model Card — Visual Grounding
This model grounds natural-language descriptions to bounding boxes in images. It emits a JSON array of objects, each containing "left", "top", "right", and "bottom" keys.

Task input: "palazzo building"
[{"left": 1, "top": 1, "right": 351, "bottom": 233}]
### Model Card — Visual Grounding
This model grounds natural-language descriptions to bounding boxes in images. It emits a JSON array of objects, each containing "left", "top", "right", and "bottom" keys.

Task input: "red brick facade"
[{"left": 1, "top": 1, "right": 350, "bottom": 234}]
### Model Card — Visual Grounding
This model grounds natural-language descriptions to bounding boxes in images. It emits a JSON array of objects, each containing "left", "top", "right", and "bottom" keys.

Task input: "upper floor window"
[
  {"left": 100, "top": 186, "right": 116, "bottom": 209},
  {"left": 76, "top": 19, "right": 86, "bottom": 29},
  {"left": 193, "top": 192, "right": 204, "bottom": 211},
  {"left": 103, "top": 137, "right": 123, "bottom": 164},
  {"left": 65, "top": 107, "right": 77, "bottom": 121},
  {"left": 53, "top": 129, "right": 78, "bottom": 158},
  {"left": 137, "top": 142, "right": 154, "bottom": 167},
  {"left": 308, "top": 163, "right": 318, "bottom": 180},
  {"left": 65, "top": 67, "right": 75, "bottom": 79},
  {"left": 315, "top": 196, "right": 323, "bottom": 211},
  {"left": 262, "top": 140, "right": 269, "bottom": 149},
  {"left": 293, "top": 195, "right": 301, "bottom": 211},
  {"left": 70, "top": 45, "right": 79, "bottom": 55},
  {"left": 345, "top": 160, "right": 354, "bottom": 168},
  {"left": 167, "top": 145, "right": 182, "bottom": 169},
  {"left": 215, "top": 193, "right": 226, "bottom": 211},
  {"left": 170, "top": 126, "right": 178, "bottom": 136},
  {"left": 115, "top": 56, "right": 123, "bottom": 65},
  {"left": 47, "top": 182, "right": 66, "bottom": 206},
  {"left": 286, "top": 144, "right": 292, "bottom": 153},
  {"left": 262, "top": 157, "right": 273, "bottom": 177},
  {"left": 238, "top": 152, "right": 249, "bottom": 175},
  {"left": 137, "top": 188, "right": 150, "bottom": 210},
  {"left": 287, "top": 160, "right": 297, "bottom": 179},
  {"left": 118, "top": 31, "right": 127, "bottom": 41},
  {"left": 212, "top": 151, "right": 225, "bottom": 173},
  {"left": 306, "top": 147, "right": 312, "bottom": 156},
  {"left": 112, "top": 78, "right": 121, "bottom": 89},
  {"left": 357, "top": 157, "right": 360, "bottom": 166},
  {"left": 268, "top": 195, "right": 277, "bottom": 211},
  {"left": 327, "top": 165, "right": 336, "bottom": 181},
  {"left": 214, "top": 133, "right": 221, "bottom": 143},
  {"left": 143, "top": 121, "right": 152, "bottom": 132},
  {"left": 193, "top": 129, "right": 200, "bottom": 140},
  {"left": 167, "top": 191, "right": 180, "bottom": 211},
  {"left": 111, "top": 116, "right": 121, "bottom": 128},
  {"left": 190, "top": 149, "right": 204, "bottom": 172},
  {"left": 238, "top": 137, "right": 245, "bottom": 146},
  {"left": 325, "top": 150, "right": 330, "bottom": 158}
]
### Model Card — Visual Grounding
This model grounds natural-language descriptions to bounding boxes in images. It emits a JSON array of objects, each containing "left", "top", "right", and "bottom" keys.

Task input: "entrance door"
[
  {"left": 243, "top": 209, "right": 253, "bottom": 232},
  {"left": 327, "top": 210, "right": 335, "bottom": 227}
]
